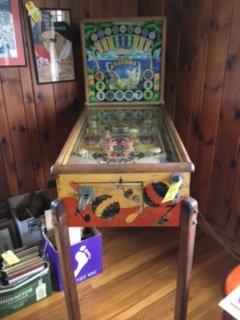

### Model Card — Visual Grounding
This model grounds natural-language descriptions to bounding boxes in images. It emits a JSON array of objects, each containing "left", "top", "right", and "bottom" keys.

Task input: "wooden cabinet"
[{"left": 51, "top": 17, "right": 194, "bottom": 229}]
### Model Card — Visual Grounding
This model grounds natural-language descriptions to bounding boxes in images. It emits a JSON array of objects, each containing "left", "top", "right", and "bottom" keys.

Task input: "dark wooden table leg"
[
  {"left": 174, "top": 197, "right": 198, "bottom": 320},
  {"left": 222, "top": 311, "right": 234, "bottom": 320},
  {"left": 51, "top": 199, "right": 81, "bottom": 320}
]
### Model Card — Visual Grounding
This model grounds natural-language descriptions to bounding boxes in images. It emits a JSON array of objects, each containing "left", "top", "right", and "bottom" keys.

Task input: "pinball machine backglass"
[{"left": 51, "top": 17, "right": 194, "bottom": 228}]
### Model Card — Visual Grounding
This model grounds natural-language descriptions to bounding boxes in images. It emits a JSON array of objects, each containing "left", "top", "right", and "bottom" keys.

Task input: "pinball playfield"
[
  {"left": 51, "top": 17, "right": 194, "bottom": 228},
  {"left": 68, "top": 107, "right": 178, "bottom": 165}
]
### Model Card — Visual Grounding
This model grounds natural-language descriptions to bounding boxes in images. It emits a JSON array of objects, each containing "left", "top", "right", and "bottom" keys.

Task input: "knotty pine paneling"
[
  {"left": 0, "top": 75, "right": 20, "bottom": 196},
  {"left": 0, "top": 0, "right": 138, "bottom": 201},
  {"left": 1, "top": 68, "right": 36, "bottom": 194},
  {"left": 227, "top": 144, "right": 240, "bottom": 240},
  {"left": 164, "top": 0, "right": 182, "bottom": 119},
  {"left": 0, "top": 0, "right": 84, "bottom": 200},
  {"left": 174, "top": 0, "right": 202, "bottom": 147},
  {"left": 192, "top": 0, "right": 234, "bottom": 213},
  {"left": 0, "top": 0, "right": 240, "bottom": 245},
  {"left": 188, "top": 0, "right": 212, "bottom": 166},
  {"left": 207, "top": 0, "right": 240, "bottom": 232}
]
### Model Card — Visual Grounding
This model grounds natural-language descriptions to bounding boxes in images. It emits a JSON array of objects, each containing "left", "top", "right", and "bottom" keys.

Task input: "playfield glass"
[
  {"left": 68, "top": 108, "right": 180, "bottom": 165},
  {"left": 82, "top": 19, "right": 164, "bottom": 104}
]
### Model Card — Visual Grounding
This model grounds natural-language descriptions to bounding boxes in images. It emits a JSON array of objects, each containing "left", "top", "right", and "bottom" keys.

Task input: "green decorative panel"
[{"left": 82, "top": 19, "right": 165, "bottom": 104}]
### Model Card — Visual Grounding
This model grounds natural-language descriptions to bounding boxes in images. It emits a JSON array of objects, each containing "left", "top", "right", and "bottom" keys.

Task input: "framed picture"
[
  {"left": 29, "top": 8, "right": 76, "bottom": 84},
  {"left": 0, "top": 0, "right": 25, "bottom": 67},
  {"left": 0, "top": 219, "right": 18, "bottom": 253}
]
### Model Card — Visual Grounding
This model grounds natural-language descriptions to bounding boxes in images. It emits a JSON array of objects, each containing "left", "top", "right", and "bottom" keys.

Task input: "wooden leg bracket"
[
  {"left": 51, "top": 199, "right": 81, "bottom": 320},
  {"left": 174, "top": 197, "right": 198, "bottom": 320},
  {"left": 51, "top": 197, "right": 198, "bottom": 320},
  {"left": 222, "top": 311, "right": 235, "bottom": 320}
]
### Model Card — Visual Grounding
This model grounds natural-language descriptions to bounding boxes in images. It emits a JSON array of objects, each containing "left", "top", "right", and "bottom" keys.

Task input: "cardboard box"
[
  {"left": 0, "top": 264, "right": 52, "bottom": 318},
  {"left": 41, "top": 228, "right": 103, "bottom": 291},
  {"left": 8, "top": 190, "right": 50, "bottom": 246}
]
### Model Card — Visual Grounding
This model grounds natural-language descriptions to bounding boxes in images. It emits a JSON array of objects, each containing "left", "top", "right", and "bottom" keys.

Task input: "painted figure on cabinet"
[{"left": 58, "top": 179, "right": 181, "bottom": 228}]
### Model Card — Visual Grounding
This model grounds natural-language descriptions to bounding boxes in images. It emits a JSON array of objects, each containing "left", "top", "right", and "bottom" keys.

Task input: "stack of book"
[{"left": 0, "top": 246, "right": 46, "bottom": 287}]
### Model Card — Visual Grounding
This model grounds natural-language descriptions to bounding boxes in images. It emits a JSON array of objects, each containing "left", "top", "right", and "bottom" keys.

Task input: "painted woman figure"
[{"left": 31, "top": 10, "right": 75, "bottom": 82}]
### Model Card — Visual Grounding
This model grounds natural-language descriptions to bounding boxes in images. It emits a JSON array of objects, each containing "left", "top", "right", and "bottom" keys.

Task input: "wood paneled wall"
[
  {"left": 0, "top": 0, "right": 240, "bottom": 242},
  {"left": 0, "top": 0, "right": 138, "bottom": 202},
  {"left": 139, "top": 0, "right": 240, "bottom": 243},
  {"left": 0, "top": 0, "right": 84, "bottom": 200}
]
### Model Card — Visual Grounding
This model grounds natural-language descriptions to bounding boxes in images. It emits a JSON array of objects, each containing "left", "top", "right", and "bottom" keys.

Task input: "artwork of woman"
[{"left": 30, "top": 9, "right": 75, "bottom": 83}]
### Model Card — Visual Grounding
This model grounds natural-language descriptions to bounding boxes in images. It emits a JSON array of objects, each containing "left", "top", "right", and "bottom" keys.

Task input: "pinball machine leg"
[
  {"left": 51, "top": 199, "right": 82, "bottom": 320},
  {"left": 222, "top": 311, "right": 234, "bottom": 320},
  {"left": 174, "top": 197, "right": 198, "bottom": 320}
]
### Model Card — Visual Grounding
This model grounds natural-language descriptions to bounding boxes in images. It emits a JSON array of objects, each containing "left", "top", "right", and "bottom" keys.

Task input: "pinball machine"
[{"left": 51, "top": 16, "right": 198, "bottom": 320}]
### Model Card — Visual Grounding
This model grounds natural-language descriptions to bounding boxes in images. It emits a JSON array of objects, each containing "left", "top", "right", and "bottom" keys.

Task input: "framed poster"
[
  {"left": 29, "top": 8, "right": 76, "bottom": 84},
  {"left": 0, "top": 0, "right": 25, "bottom": 67}
]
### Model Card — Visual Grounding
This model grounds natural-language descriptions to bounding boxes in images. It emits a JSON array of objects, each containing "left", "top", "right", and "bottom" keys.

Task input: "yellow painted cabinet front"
[{"left": 56, "top": 172, "right": 190, "bottom": 227}]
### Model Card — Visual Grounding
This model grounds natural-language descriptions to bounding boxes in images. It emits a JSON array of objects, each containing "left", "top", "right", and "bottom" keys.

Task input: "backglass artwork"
[{"left": 83, "top": 19, "right": 164, "bottom": 104}]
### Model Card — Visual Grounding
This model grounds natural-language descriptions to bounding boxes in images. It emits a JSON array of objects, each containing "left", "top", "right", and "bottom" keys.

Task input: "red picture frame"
[{"left": 0, "top": 0, "right": 25, "bottom": 67}]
